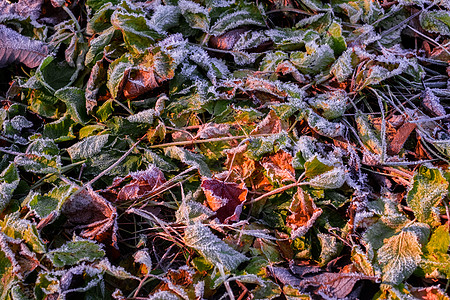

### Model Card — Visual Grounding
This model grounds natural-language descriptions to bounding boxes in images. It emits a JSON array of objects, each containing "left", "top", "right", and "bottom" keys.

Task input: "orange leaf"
[{"left": 286, "top": 188, "right": 322, "bottom": 239}]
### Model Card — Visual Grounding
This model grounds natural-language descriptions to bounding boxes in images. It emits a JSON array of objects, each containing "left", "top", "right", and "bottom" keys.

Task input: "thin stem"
[
  {"left": 247, "top": 181, "right": 306, "bottom": 205},
  {"left": 148, "top": 134, "right": 271, "bottom": 149}
]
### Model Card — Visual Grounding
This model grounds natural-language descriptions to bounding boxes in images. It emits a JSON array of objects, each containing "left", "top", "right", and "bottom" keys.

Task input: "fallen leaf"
[
  {"left": 286, "top": 188, "right": 322, "bottom": 239},
  {"left": 225, "top": 144, "right": 256, "bottom": 181},
  {"left": 201, "top": 178, "right": 248, "bottom": 223},
  {"left": 111, "top": 166, "right": 166, "bottom": 202},
  {"left": 388, "top": 121, "right": 416, "bottom": 155},
  {"left": 62, "top": 187, "right": 118, "bottom": 248},
  {"left": 299, "top": 271, "right": 379, "bottom": 298},
  {"left": 209, "top": 28, "right": 247, "bottom": 50},
  {"left": 251, "top": 110, "right": 289, "bottom": 135},
  {"left": 261, "top": 150, "right": 295, "bottom": 183}
]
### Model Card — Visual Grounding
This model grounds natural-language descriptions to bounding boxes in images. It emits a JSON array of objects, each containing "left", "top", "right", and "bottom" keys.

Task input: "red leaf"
[{"left": 201, "top": 178, "right": 248, "bottom": 223}]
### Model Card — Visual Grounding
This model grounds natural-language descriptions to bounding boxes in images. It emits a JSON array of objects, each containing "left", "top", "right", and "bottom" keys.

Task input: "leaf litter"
[{"left": 0, "top": 0, "right": 449, "bottom": 299}]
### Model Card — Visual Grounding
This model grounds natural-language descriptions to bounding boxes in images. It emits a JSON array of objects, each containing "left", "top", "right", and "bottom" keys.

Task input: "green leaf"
[
  {"left": 67, "top": 134, "right": 110, "bottom": 160},
  {"left": 85, "top": 26, "right": 116, "bottom": 66},
  {"left": 179, "top": 0, "right": 210, "bottom": 32},
  {"left": 149, "top": 5, "right": 181, "bottom": 34},
  {"left": 406, "top": 166, "right": 448, "bottom": 226},
  {"left": 14, "top": 139, "right": 61, "bottom": 174},
  {"left": 27, "top": 184, "right": 76, "bottom": 219},
  {"left": 35, "top": 56, "right": 76, "bottom": 92},
  {"left": 318, "top": 233, "right": 343, "bottom": 266},
  {"left": 107, "top": 54, "right": 132, "bottom": 99},
  {"left": 209, "top": 2, "right": 265, "bottom": 35},
  {"left": 0, "top": 163, "right": 20, "bottom": 214},
  {"left": 43, "top": 115, "right": 75, "bottom": 142},
  {"left": 111, "top": 10, "right": 162, "bottom": 54},
  {"left": 290, "top": 44, "right": 335, "bottom": 75},
  {"left": 420, "top": 11, "right": 450, "bottom": 36},
  {"left": 356, "top": 112, "right": 382, "bottom": 155},
  {"left": 164, "top": 146, "right": 211, "bottom": 177},
  {"left": 377, "top": 231, "right": 422, "bottom": 285},
  {"left": 420, "top": 225, "right": 450, "bottom": 278},
  {"left": 47, "top": 238, "right": 105, "bottom": 267},
  {"left": 184, "top": 222, "right": 248, "bottom": 271},
  {"left": 54, "top": 87, "right": 89, "bottom": 125}
]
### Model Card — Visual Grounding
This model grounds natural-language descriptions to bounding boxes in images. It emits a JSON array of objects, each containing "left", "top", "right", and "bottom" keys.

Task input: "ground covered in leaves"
[{"left": 0, "top": 0, "right": 449, "bottom": 299}]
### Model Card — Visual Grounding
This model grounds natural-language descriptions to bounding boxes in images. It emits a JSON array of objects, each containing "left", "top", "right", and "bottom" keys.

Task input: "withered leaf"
[
  {"left": 225, "top": 144, "right": 256, "bottom": 181},
  {"left": 111, "top": 166, "right": 166, "bottom": 202},
  {"left": 62, "top": 187, "right": 118, "bottom": 248},
  {"left": 209, "top": 28, "right": 247, "bottom": 50},
  {"left": 0, "top": 25, "right": 49, "bottom": 68},
  {"left": 299, "top": 271, "right": 379, "bottom": 299},
  {"left": 122, "top": 68, "right": 159, "bottom": 99},
  {"left": 195, "top": 123, "right": 230, "bottom": 139},
  {"left": 261, "top": 150, "right": 295, "bottom": 183},
  {"left": 201, "top": 178, "right": 248, "bottom": 223},
  {"left": 387, "top": 121, "right": 416, "bottom": 155},
  {"left": 251, "top": 110, "right": 289, "bottom": 135},
  {"left": 286, "top": 188, "right": 322, "bottom": 239}
]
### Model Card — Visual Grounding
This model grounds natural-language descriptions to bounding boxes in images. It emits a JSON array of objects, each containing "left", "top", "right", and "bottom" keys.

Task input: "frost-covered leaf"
[
  {"left": 133, "top": 249, "right": 152, "bottom": 275},
  {"left": 164, "top": 146, "right": 211, "bottom": 177},
  {"left": 0, "top": 212, "right": 46, "bottom": 254},
  {"left": 308, "top": 90, "right": 348, "bottom": 120},
  {"left": 421, "top": 88, "right": 447, "bottom": 117},
  {"left": 14, "top": 139, "right": 61, "bottom": 174},
  {"left": 0, "top": 163, "right": 19, "bottom": 214},
  {"left": 111, "top": 10, "right": 162, "bottom": 54},
  {"left": 307, "top": 110, "right": 344, "bottom": 138},
  {"left": 0, "top": 0, "right": 43, "bottom": 21},
  {"left": 109, "top": 165, "right": 166, "bottom": 202},
  {"left": 406, "top": 166, "right": 448, "bottom": 225},
  {"left": 356, "top": 113, "right": 382, "bottom": 155},
  {"left": 62, "top": 187, "right": 118, "bottom": 248},
  {"left": 210, "top": 3, "right": 265, "bottom": 35},
  {"left": 200, "top": 178, "right": 247, "bottom": 223},
  {"left": 0, "top": 25, "right": 49, "bottom": 68},
  {"left": 179, "top": 0, "right": 210, "bottom": 32},
  {"left": 420, "top": 11, "right": 450, "bottom": 36},
  {"left": 43, "top": 115, "right": 76, "bottom": 142},
  {"left": 378, "top": 231, "right": 422, "bottom": 285},
  {"left": 27, "top": 184, "right": 75, "bottom": 221},
  {"left": 330, "top": 48, "right": 354, "bottom": 82},
  {"left": 47, "top": 237, "right": 105, "bottom": 267},
  {"left": 149, "top": 5, "right": 181, "bottom": 34},
  {"left": 287, "top": 188, "right": 322, "bottom": 239},
  {"left": 290, "top": 44, "right": 335, "bottom": 75},
  {"left": 420, "top": 225, "right": 450, "bottom": 278},
  {"left": 261, "top": 150, "right": 295, "bottom": 184},
  {"left": 246, "top": 132, "right": 291, "bottom": 161},
  {"left": 54, "top": 87, "right": 89, "bottom": 125},
  {"left": 184, "top": 222, "right": 248, "bottom": 270},
  {"left": 67, "top": 134, "right": 110, "bottom": 160},
  {"left": 318, "top": 233, "right": 343, "bottom": 266}
]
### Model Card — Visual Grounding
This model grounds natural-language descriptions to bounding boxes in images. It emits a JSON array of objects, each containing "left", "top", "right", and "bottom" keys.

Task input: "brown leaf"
[
  {"left": 195, "top": 123, "right": 230, "bottom": 139},
  {"left": 62, "top": 187, "right": 118, "bottom": 248},
  {"left": 113, "top": 166, "right": 166, "bottom": 202},
  {"left": 261, "top": 150, "right": 295, "bottom": 183},
  {"left": 286, "top": 188, "right": 322, "bottom": 239},
  {"left": 201, "top": 178, "right": 248, "bottom": 223},
  {"left": 299, "top": 272, "right": 379, "bottom": 298},
  {"left": 209, "top": 28, "right": 247, "bottom": 50},
  {"left": 225, "top": 144, "right": 256, "bottom": 181},
  {"left": 251, "top": 110, "right": 289, "bottom": 135},
  {"left": 387, "top": 121, "right": 416, "bottom": 155},
  {"left": 122, "top": 68, "right": 159, "bottom": 99}
]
